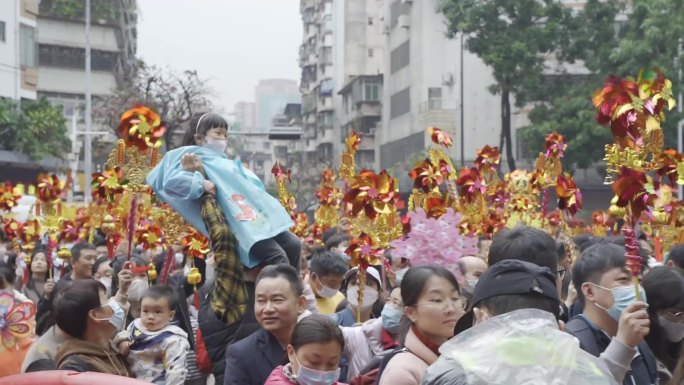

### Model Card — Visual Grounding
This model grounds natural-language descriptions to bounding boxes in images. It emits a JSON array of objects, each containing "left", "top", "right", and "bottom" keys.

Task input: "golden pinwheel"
[
  {"left": 428, "top": 127, "right": 453, "bottom": 148},
  {"left": 655, "top": 149, "right": 683, "bottom": 186},
  {"left": 0, "top": 183, "right": 21, "bottom": 212},
  {"left": 118, "top": 105, "right": 167, "bottom": 151},
  {"left": 343, "top": 170, "right": 399, "bottom": 220},
  {"left": 345, "top": 233, "right": 383, "bottom": 270},
  {"left": 474, "top": 145, "right": 501, "bottom": 172}
]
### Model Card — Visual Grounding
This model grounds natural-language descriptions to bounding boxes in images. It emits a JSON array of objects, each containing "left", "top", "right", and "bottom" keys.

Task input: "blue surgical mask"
[
  {"left": 593, "top": 284, "right": 646, "bottom": 321},
  {"left": 295, "top": 355, "right": 340, "bottom": 385},
  {"left": 107, "top": 299, "right": 127, "bottom": 330},
  {"left": 381, "top": 304, "right": 403, "bottom": 333}
]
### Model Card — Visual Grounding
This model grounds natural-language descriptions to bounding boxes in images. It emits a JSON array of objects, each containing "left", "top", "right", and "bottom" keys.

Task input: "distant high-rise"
[
  {"left": 0, "top": 0, "right": 39, "bottom": 101},
  {"left": 234, "top": 101, "right": 256, "bottom": 131},
  {"left": 254, "top": 79, "right": 300, "bottom": 130}
]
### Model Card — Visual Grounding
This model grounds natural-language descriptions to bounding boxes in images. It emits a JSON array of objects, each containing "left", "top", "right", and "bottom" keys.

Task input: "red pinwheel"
[
  {"left": 612, "top": 167, "right": 658, "bottom": 220},
  {"left": 271, "top": 162, "right": 291, "bottom": 183},
  {"left": 556, "top": 173, "right": 583, "bottom": 217},
  {"left": 456, "top": 167, "right": 487, "bottom": 202},
  {"left": 118, "top": 105, "right": 166, "bottom": 151},
  {"left": 544, "top": 132, "right": 567, "bottom": 158},
  {"left": 343, "top": 170, "right": 399, "bottom": 220},
  {"left": 409, "top": 159, "right": 447, "bottom": 193},
  {"left": 428, "top": 127, "right": 453, "bottom": 148}
]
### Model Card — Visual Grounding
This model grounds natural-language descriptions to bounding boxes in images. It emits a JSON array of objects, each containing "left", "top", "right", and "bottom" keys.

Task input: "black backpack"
[{"left": 565, "top": 316, "right": 658, "bottom": 385}]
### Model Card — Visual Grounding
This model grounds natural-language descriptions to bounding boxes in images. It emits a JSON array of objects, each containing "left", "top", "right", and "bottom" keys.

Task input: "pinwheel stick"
[{"left": 356, "top": 268, "right": 367, "bottom": 324}]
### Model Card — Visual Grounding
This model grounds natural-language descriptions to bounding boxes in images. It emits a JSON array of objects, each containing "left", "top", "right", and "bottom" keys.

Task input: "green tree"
[
  {"left": 0, "top": 98, "right": 70, "bottom": 160},
  {"left": 521, "top": 0, "right": 684, "bottom": 169},
  {"left": 439, "top": 0, "right": 574, "bottom": 172}
]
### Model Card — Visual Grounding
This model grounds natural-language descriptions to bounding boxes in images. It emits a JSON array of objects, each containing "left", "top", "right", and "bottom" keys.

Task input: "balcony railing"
[
  {"left": 39, "top": 0, "right": 120, "bottom": 25},
  {"left": 418, "top": 98, "right": 457, "bottom": 113}
]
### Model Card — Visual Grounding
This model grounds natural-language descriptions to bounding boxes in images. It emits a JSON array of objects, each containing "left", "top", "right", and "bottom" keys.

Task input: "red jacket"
[{"left": 265, "top": 365, "right": 348, "bottom": 385}]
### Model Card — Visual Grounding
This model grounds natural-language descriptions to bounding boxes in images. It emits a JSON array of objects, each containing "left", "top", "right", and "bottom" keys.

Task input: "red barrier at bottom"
[{"left": 0, "top": 371, "right": 152, "bottom": 385}]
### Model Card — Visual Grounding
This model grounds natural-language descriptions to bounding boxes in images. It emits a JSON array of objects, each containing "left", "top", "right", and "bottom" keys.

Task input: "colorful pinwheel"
[
  {"left": 36, "top": 174, "right": 62, "bottom": 203},
  {"left": 118, "top": 105, "right": 166, "bottom": 151},
  {"left": 91, "top": 166, "right": 127, "bottom": 202},
  {"left": 0, "top": 183, "right": 21, "bottom": 212},
  {"left": 0, "top": 292, "right": 35, "bottom": 350},
  {"left": 456, "top": 167, "right": 487, "bottom": 202},
  {"left": 181, "top": 229, "right": 210, "bottom": 259}
]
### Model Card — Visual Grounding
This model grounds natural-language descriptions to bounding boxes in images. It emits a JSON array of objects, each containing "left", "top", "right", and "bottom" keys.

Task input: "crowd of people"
[{"left": 0, "top": 111, "right": 682, "bottom": 385}]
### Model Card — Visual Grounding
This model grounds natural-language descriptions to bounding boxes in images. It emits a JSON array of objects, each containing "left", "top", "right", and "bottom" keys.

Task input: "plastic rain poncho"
[{"left": 422, "top": 309, "right": 619, "bottom": 385}]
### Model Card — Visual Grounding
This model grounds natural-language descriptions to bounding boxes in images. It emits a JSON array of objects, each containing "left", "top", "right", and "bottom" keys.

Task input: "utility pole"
[
  {"left": 84, "top": 0, "right": 92, "bottom": 202},
  {"left": 460, "top": 33, "right": 465, "bottom": 168}
]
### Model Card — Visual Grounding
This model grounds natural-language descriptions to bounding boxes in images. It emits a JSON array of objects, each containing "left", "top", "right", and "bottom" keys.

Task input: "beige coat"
[{"left": 378, "top": 327, "right": 439, "bottom": 385}]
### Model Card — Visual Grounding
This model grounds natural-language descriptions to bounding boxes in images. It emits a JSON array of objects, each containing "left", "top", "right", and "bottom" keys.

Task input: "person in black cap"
[{"left": 422, "top": 259, "right": 621, "bottom": 385}]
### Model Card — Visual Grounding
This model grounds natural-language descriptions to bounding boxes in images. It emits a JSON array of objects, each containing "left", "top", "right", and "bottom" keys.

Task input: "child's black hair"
[
  {"left": 142, "top": 285, "right": 178, "bottom": 311},
  {"left": 182, "top": 112, "right": 229, "bottom": 146}
]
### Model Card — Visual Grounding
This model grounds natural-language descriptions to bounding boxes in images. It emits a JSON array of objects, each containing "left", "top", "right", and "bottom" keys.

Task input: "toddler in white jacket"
[{"left": 113, "top": 285, "right": 189, "bottom": 385}]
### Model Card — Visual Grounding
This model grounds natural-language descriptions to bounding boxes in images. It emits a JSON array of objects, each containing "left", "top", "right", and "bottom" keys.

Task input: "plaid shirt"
[{"left": 200, "top": 195, "right": 247, "bottom": 324}]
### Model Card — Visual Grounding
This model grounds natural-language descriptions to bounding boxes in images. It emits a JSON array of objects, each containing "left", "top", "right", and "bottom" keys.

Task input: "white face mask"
[
  {"left": 315, "top": 276, "right": 338, "bottom": 299},
  {"left": 204, "top": 137, "right": 227, "bottom": 154},
  {"left": 98, "top": 276, "right": 112, "bottom": 294},
  {"left": 659, "top": 315, "right": 684, "bottom": 342},
  {"left": 174, "top": 252, "right": 184, "bottom": 266},
  {"left": 395, "top": 267, "right": 409, "bottom": 285},
  {"left": 128, "top": 278, "right": 149, "bottom": 302},
  {"left": 347, "top": 285, "right": 378, "bottom": 309}
]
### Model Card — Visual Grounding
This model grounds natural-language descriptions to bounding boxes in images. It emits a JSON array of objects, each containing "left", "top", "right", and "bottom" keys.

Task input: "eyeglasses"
[
  {"left": 664, "top": 310, "right": 684, "bottom": 323},
  {"left": 556, "top": 267, "right": 567, "bottom": 280},
  {"left": 417, "top": 297, "right": 468, "bottom": 312}
]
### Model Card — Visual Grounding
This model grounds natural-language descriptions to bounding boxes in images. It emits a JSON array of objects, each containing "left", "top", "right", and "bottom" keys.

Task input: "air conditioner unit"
[
  {"left": 382, "top": 24, "right": 390, "bottom": 35},
  {"left": 442, "top": 72, "right": 454, "bottom": 87},
  {"left": 398, "top": 15, "right": 410, "bottom": 29}
]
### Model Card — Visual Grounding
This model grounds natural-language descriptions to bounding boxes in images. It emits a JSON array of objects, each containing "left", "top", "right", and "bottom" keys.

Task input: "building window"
[
  {"left": 0, "top": 21, "right": 5, "bottom": 42},
  {"left": 390, "top": 41, "right": 410, "bottom": 74},
  {"left": 363, "top": 79, "right": 381, "bottom": 101},
  {"left": 321, "top": 47, "right": 333, "bottom": 65},
  {"left": 19, "top": 25, "right": 36, "bottom": 67},
  {"left": 39, "top": 44, "right": 118, "bottom": 71},
  {"left": 263, "top": 141, "right": 271, "bottom": 150},
  {"left": 368, "top": 17, "right": 373, "bottom": 25},
  {"left": 390, "top": 87, "right": 411, "bottom": 119},
  {"left": 368, "top": 48, "right": 374, "bottom": 58}
]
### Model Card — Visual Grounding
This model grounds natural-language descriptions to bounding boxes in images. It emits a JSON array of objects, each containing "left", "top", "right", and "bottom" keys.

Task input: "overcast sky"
[{"left": 136, "top": 0, "right": 302, "bottom": 116}]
